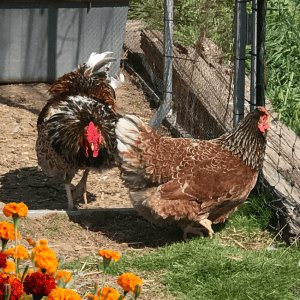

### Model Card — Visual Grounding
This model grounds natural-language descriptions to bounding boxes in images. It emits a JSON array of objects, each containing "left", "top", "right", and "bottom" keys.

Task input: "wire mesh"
[{"left": 123, "top": 0, "right": 300, "bottom": 243}]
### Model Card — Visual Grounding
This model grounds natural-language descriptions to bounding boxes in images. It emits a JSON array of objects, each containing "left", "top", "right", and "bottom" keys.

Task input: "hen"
[
  {"left": 116, "top": 107, "right": 270, "bottom": 237},
  {"left": 36, "top": 52, "right": 120, "bottom": 210}
]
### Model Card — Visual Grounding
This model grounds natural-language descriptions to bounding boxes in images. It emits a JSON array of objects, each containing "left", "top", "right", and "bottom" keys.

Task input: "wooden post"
[{"left": 149, "top": 0, "right": 173, "bottom": 130}]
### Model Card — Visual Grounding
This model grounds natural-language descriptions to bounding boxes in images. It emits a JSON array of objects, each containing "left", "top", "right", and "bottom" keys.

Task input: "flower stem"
[
  {"left": 14, "top": 228, "right": 18, "bottom": 276},
  {"left": 12, "top": 216, "right": 20, "bottom": 277},
  {"left": 100, "top": 268, "right": 106, "bottom": 298}
]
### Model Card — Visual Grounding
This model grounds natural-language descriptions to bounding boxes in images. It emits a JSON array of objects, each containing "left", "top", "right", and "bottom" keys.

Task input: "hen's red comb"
[{"left": 259, "top": 107, "right": 269, "bottom": 115}]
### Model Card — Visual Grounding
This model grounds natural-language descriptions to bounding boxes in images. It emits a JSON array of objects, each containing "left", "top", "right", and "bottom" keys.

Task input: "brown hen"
[
  {"left": 36, "top": 52, "right": 120, "bottom": 210},
  {"left": 116, "top": 107, "right": 270, "bottom": 237}
]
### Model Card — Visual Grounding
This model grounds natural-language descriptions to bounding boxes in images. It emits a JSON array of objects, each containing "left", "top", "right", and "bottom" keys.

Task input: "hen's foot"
[
  {"left": 199, "top": 219, "right": 214, "bottom": 238},
  {"left": 182, "top": 225, "right": 205, "bottom": 239}
]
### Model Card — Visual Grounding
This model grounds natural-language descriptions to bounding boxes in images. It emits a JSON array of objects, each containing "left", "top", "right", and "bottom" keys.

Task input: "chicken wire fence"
[{"left": 122, "top": 0, "right": 300, "bottom": 243}]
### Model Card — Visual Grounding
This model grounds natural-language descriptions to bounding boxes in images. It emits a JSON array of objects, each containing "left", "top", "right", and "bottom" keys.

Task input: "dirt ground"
[{"left": 0, "top": 68, "right": 182, "bottom": 299}]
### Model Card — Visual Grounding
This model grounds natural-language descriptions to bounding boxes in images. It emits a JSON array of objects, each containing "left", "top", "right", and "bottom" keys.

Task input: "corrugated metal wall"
[{"left": 0, "top": 1, "right": 129, "bottom": 82}]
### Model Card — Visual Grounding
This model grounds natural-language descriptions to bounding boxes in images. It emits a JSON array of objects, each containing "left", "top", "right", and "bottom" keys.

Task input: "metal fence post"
[
  {"left": 256, "top": 0, "right": 267, "bottom": 107},
  {"left": 149, "top": 0, "right": 173, "bottom": 130},
  {"left": 233, "top": 0, "right": 247, "bottom": 126},
  {"left": 250, "top": 0, "right": 258, "bottom": 112}
]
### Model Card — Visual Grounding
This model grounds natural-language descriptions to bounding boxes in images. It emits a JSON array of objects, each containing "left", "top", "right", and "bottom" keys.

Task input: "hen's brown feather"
[{"left": 116, "top": 109, "right": 269, "bottom": 237}]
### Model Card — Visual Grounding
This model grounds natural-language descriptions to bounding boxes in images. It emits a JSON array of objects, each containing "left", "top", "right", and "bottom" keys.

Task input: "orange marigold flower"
[
  {"left": 47, "top": 287, "right": 81, "bottom": 300},
  {"left": 32, "top": 244, "right": 58, "bottom": 274},
  {"left": 3, "top": 261, "right": 15, "bottom": 274},
  {"left": 92, "top": 287, "right": 124, "bottom": 300},
  {"left": 5, "top": 246, "right": 29, "bottom": 259},
  {"left": 27, "top": 238, "right": 48, "bottom": 247},
  {"left": 0, "top": 251, "right": 7, "bottom": 269},
  {"left": 55, "top": 270, "right": 72, "bottom": 283},
  {"left": 0, "top": 222, "right": 20, "bottom": 241},
  {"left": 34, "top": 255, "right": 58, "bottom": 275},
  {"left": 98, "top": 250, "right": 120, "bottom": 262},
  {"left": 31, "top": 244, "right": 54, "bottom": 259},
  {"left": 0, "top": 273, "right": 23, "bottom": 300},
  {"left": 25, "top": 238, "right": 34, "bottom": 246},
  {"left": 3, "top": 202, "right": 28, "bottom": 218},
  {"left": 117, "top": 273, "right": 143, "bottom": 293},
  {"left": 23, "top": 272, "right": 56, "bottom": 296}
]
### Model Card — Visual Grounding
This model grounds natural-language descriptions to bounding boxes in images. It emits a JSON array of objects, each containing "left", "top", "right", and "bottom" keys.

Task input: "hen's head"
[
  {"left": 256, "top": 107, "right": 270, "bottom": 134},
  {"left": 83, "top": 122, "right": 102, "bottom": 158}
]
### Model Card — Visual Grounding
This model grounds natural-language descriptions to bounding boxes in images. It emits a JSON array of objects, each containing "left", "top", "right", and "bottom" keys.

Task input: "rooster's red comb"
[{"left": 86, "top": 122, "right": 99, "bottom": 143}]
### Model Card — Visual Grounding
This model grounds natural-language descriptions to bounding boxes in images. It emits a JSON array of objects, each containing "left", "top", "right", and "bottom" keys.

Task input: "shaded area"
[
  {"left": 69, "top": 209, "right": 184, "bottom": 248},
  {"left": 0, "top": 167, "right": 96, "bottom": 210},
  {"left": 0, "top": 83, "right": 50, "bottom": 116}
]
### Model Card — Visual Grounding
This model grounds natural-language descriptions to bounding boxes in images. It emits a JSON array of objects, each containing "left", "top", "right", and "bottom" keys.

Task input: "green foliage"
[
  {"left": 115, "top": 239, "right": 300, "bottom": 300},
  {"left": 128, "top": 0, "right": 300, "bottom": 134},
  {"left": 62, "top": 191, "right": 298, "bottom": 299},
  {"left": 128, "top": 0, "right": 235, "bottom": 63},
  {"left": 225, "top": 193, "right": 273, "bottom": 232},
  {"left": 265, "top": 0, "right": 300, "bottom": 133}
]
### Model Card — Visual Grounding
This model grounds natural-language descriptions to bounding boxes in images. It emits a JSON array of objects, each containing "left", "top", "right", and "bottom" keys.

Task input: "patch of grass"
[
  {"left": 64, "top": 238, "right": 300, "bottom": 300},
  {"left": 43, "top": 214, "right": 69, "bottom": 237},
  {"left": 224, "top": 193, "right": 273, "bottom": 232},
  {"left": 62, "top": 192, "right": 298, "bottom": 300}
]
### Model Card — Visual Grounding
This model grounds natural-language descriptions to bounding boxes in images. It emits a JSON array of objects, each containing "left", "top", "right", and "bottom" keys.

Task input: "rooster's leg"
[
  {"left": 182, "top": 225, "right": 204, "bottom": 239},
  {"left": 72, "top": 169, "right": 89, "bottom": 204},
  {"left": 199, "top": 219, "right": 214, "bottom": 238},
  {"left": 65, "top": 184, "right": 74, "bottom": 210}
]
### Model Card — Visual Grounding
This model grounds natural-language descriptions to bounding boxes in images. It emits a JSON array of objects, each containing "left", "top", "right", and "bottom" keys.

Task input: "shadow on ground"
[
  {"left": 0, "top": 167, "right": 96, "bottom": 210},
  {"left": 69, "top": 209, "right": 185, "bottom": 248}
]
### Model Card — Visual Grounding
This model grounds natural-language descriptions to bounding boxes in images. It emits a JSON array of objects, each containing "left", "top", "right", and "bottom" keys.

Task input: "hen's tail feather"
[
  {"left": 116, "top": 115, "right": 155, "bottom": 188},
  {"left": 115, "top": 114, "right": 143, "bottom": 163}
]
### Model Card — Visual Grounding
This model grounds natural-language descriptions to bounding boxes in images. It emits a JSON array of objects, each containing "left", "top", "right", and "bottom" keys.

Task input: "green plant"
[
  {"left": 265, "top": 0, "right": 300, "bottom": 133},
  {"left": 128, "top": 0, "right": 235, "bottom": 63}
]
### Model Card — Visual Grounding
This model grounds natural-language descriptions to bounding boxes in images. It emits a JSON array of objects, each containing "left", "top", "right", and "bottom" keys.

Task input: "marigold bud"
[
  {"left": 134, "top": 284, "right": 143, "bottom": 298},
  {"left": 2, "top": 284, "right": 11, "bottom": 300}
]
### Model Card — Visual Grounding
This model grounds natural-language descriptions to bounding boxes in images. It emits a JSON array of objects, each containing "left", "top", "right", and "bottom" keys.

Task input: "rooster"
[
  {"left": 36, "top": 52, "right": 120, "bottom": 210},
  {"left": 116, "top": 107, "right": 270, "bottom": 238}
]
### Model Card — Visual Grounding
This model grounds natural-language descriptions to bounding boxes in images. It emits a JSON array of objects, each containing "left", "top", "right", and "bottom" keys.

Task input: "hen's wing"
[
  {"left": 126, "top": 129, "right": 257, "bottom": 222},
  {"left": 148, "top": 146, "right": 257, "bottom": 223}
]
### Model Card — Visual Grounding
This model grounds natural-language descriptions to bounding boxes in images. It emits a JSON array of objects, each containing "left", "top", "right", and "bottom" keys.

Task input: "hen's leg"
[
  {"left": 182, "top": 225, "right": 204, "bottom": 239},
  {"left": 65, "top": 184, "right": 74, "bottom": 210},
  {"left": 199, "top": 219, "right": 214, "bottom": 238},
  {"left": 72, "top": 169, "right": 89, "bottom": 204}
]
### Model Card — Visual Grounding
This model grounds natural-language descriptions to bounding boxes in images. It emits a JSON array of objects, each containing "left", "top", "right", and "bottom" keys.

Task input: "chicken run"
[
  {"left": 0, "top": 53, "right": 271, "bottom": 296},
  {"left": 0, "top": 53, "right": 270, "bottom": 238}
]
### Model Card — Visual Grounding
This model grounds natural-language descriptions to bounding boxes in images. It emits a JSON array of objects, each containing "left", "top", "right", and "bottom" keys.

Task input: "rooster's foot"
[
  {"left": 65, "top": 183, "right": 75, "bottom": 210},
  {"left": 72, "top": 169, "right": 89, "bottom": 204}
]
